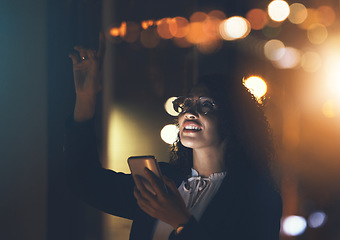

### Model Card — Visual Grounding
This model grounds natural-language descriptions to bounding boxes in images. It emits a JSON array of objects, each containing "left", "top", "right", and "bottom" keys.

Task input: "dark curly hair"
[{"left": 169, "top": 74, "right": 275, "bottom": 185}]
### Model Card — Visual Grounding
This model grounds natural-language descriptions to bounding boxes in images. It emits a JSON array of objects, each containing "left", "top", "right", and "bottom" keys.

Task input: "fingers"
[
  {"left": 133, "top": 175, "right": 157, "bottom": 200},
  {"left": 144, "top": 168, "right": 167, "bottom": 196},
  {"left": 68, "top": 52, "right": 80, "bottom": 65}
]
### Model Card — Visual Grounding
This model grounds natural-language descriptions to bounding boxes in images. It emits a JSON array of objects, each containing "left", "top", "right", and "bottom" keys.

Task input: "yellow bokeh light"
[
  {"left": 219, "top": 16, "right": 250, "bottom": 40},
  {"left": 288, "top": 3, "right": 307, "bottom": 24},
  {"left": 264, "top": 39, "right": 285, "bottom": 61},
  {"left": 322, "top": 100, "right": 337, "bottom": 118},
  {"left": 164, "top": 97, "right": 179, "bottom": 116},
  {"left": 299, "top": 9, "right": 318, "bottom": 30},
  {"left": 301, "top": 52, "right": 322, "bottom": 73},
  {"left": 268, "top": 0, "right": 290, "bottom": 22},
  {"left": 307, "top": 23, "right": 328, "bottom": 45},
  {"left": 243, "top": 76, "right": 268, "bottom": 99},
  {"left": 160, "top": 124, "right": 179, "bottom": 145}
]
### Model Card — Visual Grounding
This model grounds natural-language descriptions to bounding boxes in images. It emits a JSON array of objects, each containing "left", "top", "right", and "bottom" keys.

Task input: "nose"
[{"left": 184, "top": 110, "right": 199, "bottom": 119}]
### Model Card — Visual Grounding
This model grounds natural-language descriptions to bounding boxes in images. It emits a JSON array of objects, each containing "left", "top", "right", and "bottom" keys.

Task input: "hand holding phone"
[{"left": 128, "top": 155, "right": 166, "bottom": 195}]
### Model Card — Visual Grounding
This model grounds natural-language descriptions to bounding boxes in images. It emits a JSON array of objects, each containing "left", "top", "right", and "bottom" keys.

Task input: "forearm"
[{"left": 73, "top": 95, "right": 97, "bottom": 122}]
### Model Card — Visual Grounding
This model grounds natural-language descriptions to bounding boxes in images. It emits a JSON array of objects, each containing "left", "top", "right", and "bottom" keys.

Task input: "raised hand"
[
  {"left": 133, "top": 168, "right": 191, "bottom": 229},
  {"left": 69, "top": 33, "right": 105, "bottom": 121}
]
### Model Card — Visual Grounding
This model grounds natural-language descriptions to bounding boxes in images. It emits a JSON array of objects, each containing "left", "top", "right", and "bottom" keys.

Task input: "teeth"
[{"left": 184, "top": 126, "right": 200, "bottom": 130}]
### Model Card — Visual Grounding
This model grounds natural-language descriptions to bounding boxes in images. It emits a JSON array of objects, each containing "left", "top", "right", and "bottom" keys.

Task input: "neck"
[{"left": 192, "top": 142, "right": 226, "bottom": 177}]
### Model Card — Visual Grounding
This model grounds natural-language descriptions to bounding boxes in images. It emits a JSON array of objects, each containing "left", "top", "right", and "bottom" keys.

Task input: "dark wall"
[{"left": 0, "top": 0, "right": 47, "bottom": 239}]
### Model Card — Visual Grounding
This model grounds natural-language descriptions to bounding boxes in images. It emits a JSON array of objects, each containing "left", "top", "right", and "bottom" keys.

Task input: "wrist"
[{"left": 74, "top": 96, "right": 96, "bottom": 122}]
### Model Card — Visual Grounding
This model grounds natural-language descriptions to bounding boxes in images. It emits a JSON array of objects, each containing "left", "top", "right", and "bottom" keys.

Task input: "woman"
[{"left": 64, "top": 35, "right": 282, "bottom": 239}]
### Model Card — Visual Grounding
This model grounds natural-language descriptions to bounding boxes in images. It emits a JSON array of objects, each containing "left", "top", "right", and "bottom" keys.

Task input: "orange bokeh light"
[
  {"left": 190, "top": 12, "right": 208, "bottom": 22},
  {"left": 317, "top": 6, "right": 336, "bottom": 27},
  {"left": 246, "top": 8, "right": 268, "bottom": 30},
  {"left": 169, "top": 17, "right": 190, "bottom": 38},
  {"left": 157, "top": 18, "right": 173, "bottom": 39},
  {"left": 208, "top": 10, "right": 226, "bottom": 20}
]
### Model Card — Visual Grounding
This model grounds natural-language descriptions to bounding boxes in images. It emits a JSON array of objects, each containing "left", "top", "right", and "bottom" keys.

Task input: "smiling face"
[{"left": 177, "top": 85, "right": 224, "bottom": 150}]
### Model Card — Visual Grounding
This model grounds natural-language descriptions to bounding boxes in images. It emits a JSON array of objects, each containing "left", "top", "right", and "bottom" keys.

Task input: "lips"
[{"left": 182, "top": 120, "right": 202, "bottom": 132}]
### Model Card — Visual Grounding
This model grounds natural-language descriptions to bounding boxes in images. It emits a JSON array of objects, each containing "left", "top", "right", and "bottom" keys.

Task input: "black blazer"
[{"left": 64, "top": 118, "right": 282, "bottom": 240}]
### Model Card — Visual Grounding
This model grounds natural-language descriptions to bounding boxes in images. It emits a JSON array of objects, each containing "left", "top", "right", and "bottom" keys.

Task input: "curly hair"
[{"left": 169, "top": 74, "right": 275, "bottom": 184}]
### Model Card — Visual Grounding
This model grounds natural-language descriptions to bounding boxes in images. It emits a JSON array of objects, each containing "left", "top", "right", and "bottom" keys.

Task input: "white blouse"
[{"left": 152, "top": 168, "right": 227, "bottom": 240}]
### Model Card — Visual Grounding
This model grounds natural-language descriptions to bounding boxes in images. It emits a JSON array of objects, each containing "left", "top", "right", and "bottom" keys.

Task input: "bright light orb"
[
  {"left": 160, "top": 124, "right": 179, "bottom": 145},
  {"left": 264, "top": 39, "right": 285, "bottom": 61},
  {"left": 268, "top": 0, "right": 290, "bottom": 22},
  {"left": 308, "top": 211, "right": 327, "bottom": 228},
  {"left": 243, "top": 76, "right": 268, "bottom": 99},
  {"left": 220, "top": 16, "right": 250, "bottom": 40},
  {"left": 282, "top": 215, "right": 307, "bottom": 236},
  {"left": 164, "top": 97, "right": 179, "bottom": 116}
]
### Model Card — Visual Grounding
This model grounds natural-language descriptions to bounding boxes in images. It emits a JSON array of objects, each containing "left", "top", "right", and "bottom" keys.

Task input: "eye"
[{"left": 199, "top": 98, "right": 216, "bottom": 113}]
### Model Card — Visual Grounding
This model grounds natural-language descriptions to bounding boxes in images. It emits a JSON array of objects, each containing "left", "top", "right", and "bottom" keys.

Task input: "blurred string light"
[
  {"left": 219, "top": 16, "right": 250, "bottom": 40},
  {"left": 282, "top": 215, "right": 307, "bottom": 236},
  {"left": 106, "top": 2, "right": 337, "bottom": 59},
  {"left": 307, "top": 23, "right": 328, "bottom": 45},
  {"left": 288, "top": 3, "right": 308, "bottom": 24},
  {"left": 268, "top": 0, "right": 290, "bottom": 22},
  {"left": 243, "top": 76, "right": 267, "bottom": 100},
  {"left": 160, "top": 124, "right": 179, "bottom": 144},
  {"left": 308, "top": 211, "right": 327, "bottom": 228}
]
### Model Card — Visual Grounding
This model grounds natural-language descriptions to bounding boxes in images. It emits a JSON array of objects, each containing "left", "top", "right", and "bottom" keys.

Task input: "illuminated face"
[{"left": 177, "top": 85, "right": 223, "bottom": 150}]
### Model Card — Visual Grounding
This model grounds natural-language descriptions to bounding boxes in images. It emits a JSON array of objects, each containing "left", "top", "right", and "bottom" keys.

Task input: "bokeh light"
[
  {"left": 122, "top": 22, "right": 140, "bottom": 43},
  {"left": 219, "top": 16, "right": 250, "bottom": 40},
  {"left": 299, "top": 8, "right": 318, "bottom": 30},
  {"left": 243, "top": 76, "right": 268, "bottom": 99},
  {"left": 282, "top": 215, "right": 307, "bottom": 236},
  {"left": 164, "top": 97, "right": 179, "bottom": 116},
  {"left": 288, "top": 3, "right": 308, "bottom": 24},
  {"left": 140, "top": 28, "right": 160, "bottom": 48},
  {"left": 308, "top": 211, "right": 327, "bottom": 228},
  {"left": 264, "top": 39, "right": 285, "bottom": 61},
  {"left": 300, "top": 51, "right": 322, "bottom": 73},
  {"left": 208, "top": 10, "right": 227, "bottom": 20},
  {"left": 246, "top": 9, "right": 268, "bottom": 30},
  {"left": 317, "top": 6, "right": 336, "bottom": 27},
  {"left": 322, "top": 100, "right": 337, "bottom": 118},
  {"left": 160, "top": 124, "right": 179, "bottom": 144},
  {"left": 169, "top": 17, "right": 190, "bottom": 38},
  {"left": 273, "top": 47, "right": 300, "bottom": 69},
  {"left": 307, "top": 23, "right": 328, "bottom": 45},
  {"left": 323, "top": 50, "right": 340, "bottom": 95},
  {"left": 268, "top": 0, "right": 290, "bottom": 22},
  {"left": 157, "top": 18, "right": 173, "bottom": 39}
]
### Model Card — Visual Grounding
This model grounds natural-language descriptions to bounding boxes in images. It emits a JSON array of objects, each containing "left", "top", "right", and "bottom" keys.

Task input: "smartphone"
[{"left": 128, "top": 155, "right": 165, "bottom": 195}]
